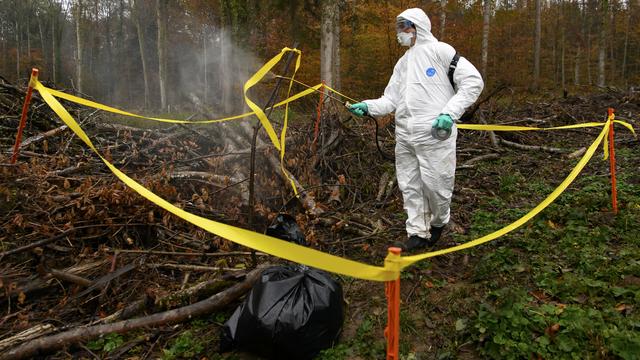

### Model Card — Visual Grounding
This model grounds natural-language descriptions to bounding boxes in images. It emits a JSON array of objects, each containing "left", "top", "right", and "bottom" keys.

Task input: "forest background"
[{"left": 1, "top": 0, "right": 639, "bottom": 114}]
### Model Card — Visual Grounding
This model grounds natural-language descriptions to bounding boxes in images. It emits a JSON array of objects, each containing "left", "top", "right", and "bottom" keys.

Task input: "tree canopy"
[{"left": 1, "top": 0, "right": 638, "bottom": 110}]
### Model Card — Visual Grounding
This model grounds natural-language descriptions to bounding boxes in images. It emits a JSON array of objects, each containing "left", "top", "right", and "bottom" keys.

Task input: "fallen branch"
[
  {"left": 457, "top": 153, "right": 501, "bottom": 170},
  {"left": 19, "top": 125, "right": 69, "bottom": 148},
  {"left": 0, "top": 224, "right": 123, "bottom": 259},
  {"left": 499, "top": 138, "right": 569, "bottom": 153},
  {"left": 479, "top": 114, "right": 500, "bottom": 149},
  {"left": 0, "top": 266, "right": 266, "bottom": 360},
  {"left": 0, "top": 324, "right": 56, "bottom": 353},
  {"left": 566, "top": 147, "right": 587, "bottom": 158},
  {"left": 146, "top": 263, "right": 245, "bottom": 272},
  {"left": 2, "top": 260, "right": 108, "bottom": 300},
  {"left": 104, "top": 249, "right": 267, "bottom": 257},
  {"left": 73, "top": 260, "right": 140, "bottom": 299},
  {"left": 48, "top": 269, "right": 93, "bottom": 287},
  {"left": 92, "top": 271, "right": 245, "bottom": 325}
]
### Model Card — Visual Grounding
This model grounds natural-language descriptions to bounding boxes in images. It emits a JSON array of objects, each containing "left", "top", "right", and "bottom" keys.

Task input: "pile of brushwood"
[{"left": 1, "top": 75, "right": 639, "bottom": 359}]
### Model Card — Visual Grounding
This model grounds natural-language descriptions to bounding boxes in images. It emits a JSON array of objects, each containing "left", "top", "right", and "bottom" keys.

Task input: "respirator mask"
[
  {"left": 396, "top": 19, "right": 415, "bottom": 47},
  {"left": 397, "top": 32, "right": 414, "bottom": 47}
]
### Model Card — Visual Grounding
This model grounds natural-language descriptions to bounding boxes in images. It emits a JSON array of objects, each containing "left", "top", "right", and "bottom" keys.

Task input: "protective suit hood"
[{"left": 397, "top": 8, "right": 437, "bottom": 45}]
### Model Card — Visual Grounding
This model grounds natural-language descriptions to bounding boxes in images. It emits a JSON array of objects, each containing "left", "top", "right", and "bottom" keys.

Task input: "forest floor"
[{"left": 1, "top": 79, "right": 639, "bottom": 360}]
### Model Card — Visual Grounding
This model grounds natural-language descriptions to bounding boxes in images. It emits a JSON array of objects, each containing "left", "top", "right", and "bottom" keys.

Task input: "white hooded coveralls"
[{"left": 363, "top": 8, "right": 484, "bottom": 239}]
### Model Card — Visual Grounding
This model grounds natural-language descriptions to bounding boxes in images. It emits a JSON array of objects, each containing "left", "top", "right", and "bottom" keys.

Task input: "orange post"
[
  {"left": 312, "top": 80, "right": 325, "bottom": 150},
  {"left": 608, "top": 108, "right": 618, "bottom": 214},
  {"left": 384, "top": 247, "right": 402, "bottom": 360},
  {"left": 11, "top": 68, "right": 39, "bottom": 164}
]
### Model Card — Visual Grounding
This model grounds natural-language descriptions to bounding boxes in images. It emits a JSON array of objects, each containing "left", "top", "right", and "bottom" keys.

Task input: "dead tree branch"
[
  {"left": 499, "top": 138, "right": 569, "bottom": 153},
  {"left": 0, "top": 266, "right": 266, "bottom": 360}
]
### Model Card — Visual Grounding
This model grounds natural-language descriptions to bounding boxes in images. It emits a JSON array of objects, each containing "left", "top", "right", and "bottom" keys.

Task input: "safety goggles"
[{"left": 396, "top": 19, "right": 414, "bottom": 32}]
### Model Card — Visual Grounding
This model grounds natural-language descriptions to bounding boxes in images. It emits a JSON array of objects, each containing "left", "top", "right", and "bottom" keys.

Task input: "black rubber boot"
[
  {"left": 394, "top": 235, "right": 428, "bottom": 252},
  {"left": 427, "top": 225, "right": 445, "bottom": 246}
]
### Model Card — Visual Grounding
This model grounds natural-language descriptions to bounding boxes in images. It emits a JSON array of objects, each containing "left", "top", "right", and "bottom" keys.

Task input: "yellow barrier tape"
[
  {"left": 399, "top": 117, "right": 612, "bottom": 266},
  {"left": 41, "top": 82, "right": 321, "bottom": 125},
  {"left": 457, "top": 122, "right": 608, "bottom": 131},
  {"left": 458, "top": 120, "right": 632, "bottom": 134},
  {"left": 279, "top": 53, "right": 303, "bottom": 196},
  {"left": 321, "top": 84, "right": 358, "bottom": 104},
  {"left": 35, "top": 76, "right": 631, "bottom": 281},
  {"left": 243, "top": 47, "right": 301, "bottom": 151},
  {"left": 34, "top": 80, "right": 399, "bottom": 282},
  {"left": 604, "top": 119, "right": 636, "bottom": 161},
  {"left": 614, "top": 120, "right": 637, "bottom": 136},
  {"left": 44, "top": 86, "right": 254, "bottom": 124}
]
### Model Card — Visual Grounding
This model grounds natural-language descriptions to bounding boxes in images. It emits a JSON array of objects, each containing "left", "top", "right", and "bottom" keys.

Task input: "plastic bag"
[
  {"left": 266, "top": 213, "right": 306, "bottom": 245},
  {"left": 221, "top": 265, "right": 344, "bottom": 359}
]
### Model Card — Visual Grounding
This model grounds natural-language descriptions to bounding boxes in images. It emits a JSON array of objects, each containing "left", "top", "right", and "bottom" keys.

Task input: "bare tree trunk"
[
  {"left": 26, "top": 0, "right": 31, "bottom": 65},
  {"left": 481, "top": 0, "right": 491, "bottom": 79},
  {"left": 1, "top": 24, "right": 6, "bottom": 75},
  {"left": 574, "top": 47, "right": 580, "bottom": 86},
  {"left": 50, "top": 1, "right": 58, "bottom": 84},
  {"left": 533, "top": 0, "right": 541, "bottom": 90},
  {"left": 609, "top": 0, "right": 616, "bottom": 83},
  {"left": 15, "top": 20, "right": 20, "bottom": 80},
  {"left": 621, "top": 2, "right": 630, "bottom": 88},
  {"left": 560, "top": 0, "right": 565, "bottom": 91},
  {"left": 37, "top": 14, "right": 47, "bottom": 79},
  {"left": 220, "top": 31, "right": 233, "bottom": 114},
  {"left": 74, "top": 0, "right": 83, "bottom": 93},
  {"left": 117, "top": 0, "right": 128, "bottom": 103},
  {"left": 321, "top": 0, "right": 338, "bottom": 87},
  {"left": 104, "top": 0, "right": 113, "bottom": 102},
  {"left": 157, "top": 0, "right": 167, "bottom": 110},
  {"left": 586, "top": 0, "right": 592, "bottom": 85},
  {"left": 133, "top": 0, "right": 150, "bottom": 108},
  {"left": 597, "top": 0, "right": 607, "bottom": 87},
  {"left": 51, "top": 15, "right": 57, "bottom": 84},
  {"left": 440, "top": 0, "right": 447, "bottom": 39},
  {"left": 332, "top": 3, "right": 341, "bottom": 90},
  {"left": 203, "top": 31, "right": 208, "bottom": 106}
]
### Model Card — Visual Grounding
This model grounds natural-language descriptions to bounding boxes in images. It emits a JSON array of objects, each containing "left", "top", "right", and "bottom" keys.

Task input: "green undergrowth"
[
  {"left": 314, "top": 145, "right": 639, "bottom": 359},
  {"left": 460, "top": 169, "right": 640, "bottom": 359}
]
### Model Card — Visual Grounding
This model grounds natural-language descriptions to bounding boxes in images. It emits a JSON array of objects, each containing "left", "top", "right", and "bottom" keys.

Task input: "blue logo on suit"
[{"left": 426, "top": 67, "right": 436, "bottom": 77}]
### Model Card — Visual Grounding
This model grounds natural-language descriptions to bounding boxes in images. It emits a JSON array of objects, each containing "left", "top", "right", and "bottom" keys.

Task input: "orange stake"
[
  {"left": 11, "top": 68, "right": 39, "bottom": 164},
  {"left": 608, "top": 108, "right": 618, "bottom": 214},
  {"left": 384, "top": 247, "right": 401, "bottom": 360},
  {"left": 312, "top": 81, "right": 325, "bottom": 151}
]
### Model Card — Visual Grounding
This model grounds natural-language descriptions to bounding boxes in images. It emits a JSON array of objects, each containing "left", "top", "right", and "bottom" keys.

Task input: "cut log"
[{"left": 566, "top": 147, "right": 587, "bottom": 158}]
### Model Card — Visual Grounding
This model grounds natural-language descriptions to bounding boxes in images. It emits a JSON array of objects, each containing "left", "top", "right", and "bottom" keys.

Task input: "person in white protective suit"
[{"left": 348, "top": 8, "right": 484, "bottom": 251}]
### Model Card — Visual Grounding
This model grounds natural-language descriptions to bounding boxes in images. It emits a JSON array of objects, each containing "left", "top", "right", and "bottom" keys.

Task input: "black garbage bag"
[
  {"left": 266, "top": 213, "right": 306, "bottom": 245},
  {"left": 221, "top": 265, "right": 344, "bottom": 359}
]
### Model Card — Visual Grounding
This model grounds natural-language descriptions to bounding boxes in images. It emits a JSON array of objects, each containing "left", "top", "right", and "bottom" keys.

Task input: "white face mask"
[{"left": 397, "top": 32, "right": 414, "bottom": 47}]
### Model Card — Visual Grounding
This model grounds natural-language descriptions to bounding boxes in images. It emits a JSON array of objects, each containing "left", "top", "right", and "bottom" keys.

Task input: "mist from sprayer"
[{"left": 175, "top": 26, "right": 263, "bottom": 117}]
